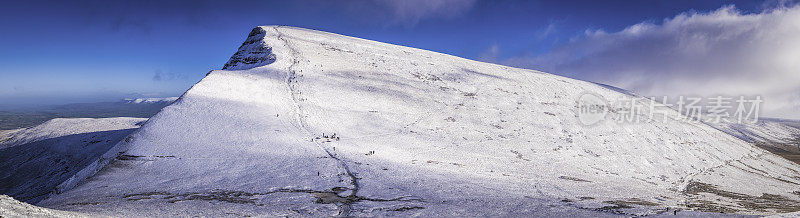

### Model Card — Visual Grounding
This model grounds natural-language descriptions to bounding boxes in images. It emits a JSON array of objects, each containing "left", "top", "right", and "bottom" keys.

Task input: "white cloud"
[
  {"left": 537, "top": 21, "right": 558, "bottom": 40},
  {"left": 508, "top": 5, "right": 800, "bottom": 119},
  {"left": 478, "top": 44, "right": 500, "bottom": 63},
  {"left": 374, "top": 0, "right": 476, "bottom": 26}
]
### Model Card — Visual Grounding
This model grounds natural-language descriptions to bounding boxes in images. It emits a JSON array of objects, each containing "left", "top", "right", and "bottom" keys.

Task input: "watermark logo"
[
  {"left": 575, "top": 92, "right": 609, "bottom": 126},
  {"left": 574, "top": 92, "right": 762, "bottom": 126}
]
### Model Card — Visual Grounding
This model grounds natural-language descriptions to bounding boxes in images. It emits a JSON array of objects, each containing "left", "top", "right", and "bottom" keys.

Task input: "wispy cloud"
[
  {"left": 505, "top": 4, "right": 800, "bottom": 119},
  {"left": 478, "top": 44, "right": 500, "bottom": 63},
  {"left": 536, "top": 21, "right": 558, "bottom": 40},
  {"left": 372, "top": 0, "right": 476, "bottom": 27},
  {"left": 152, "top": 69, "right": 188, "bottom": 82}
]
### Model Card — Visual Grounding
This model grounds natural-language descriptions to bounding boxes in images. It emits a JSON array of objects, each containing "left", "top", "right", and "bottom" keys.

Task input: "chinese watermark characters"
[{"left": 575, "top": 92, "right": 762, "bottom": 126}]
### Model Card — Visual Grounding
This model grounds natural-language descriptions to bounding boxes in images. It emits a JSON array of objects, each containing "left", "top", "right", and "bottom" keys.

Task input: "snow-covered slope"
[
  {"left": 39, "top": 26, "right": 800, "bottom": 216},
  {"left": 0, "top": 129, "right": 24, "bottom": 147},
  {"left": 0, "top": 118, "right": 146, "bottom": 203},
  {"left": 712, "top": 118, "right": 800, "bottom": 145},
  {"left": 584, "top": 82, "right": 800, "bottom": 165},
  {"left": 709, "top": 118, "right": 800, "bottom": 164},
  {"left": 0, "top": 118, "right": 146, "bottom": 150},
  {"left": 0, "top": 195, "right": 87, "bottom": 218}
]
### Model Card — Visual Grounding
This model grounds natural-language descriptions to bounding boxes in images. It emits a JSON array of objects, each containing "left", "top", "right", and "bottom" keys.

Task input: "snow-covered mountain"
[
  {"left": 29, "top": 26, "right": 800, "bottom": 216},
  {"left": 122, "top": 97, "right": 179, "bottom": 104},
  {"left": 0, "top": 118, "right": 146, "bottom": 203}
]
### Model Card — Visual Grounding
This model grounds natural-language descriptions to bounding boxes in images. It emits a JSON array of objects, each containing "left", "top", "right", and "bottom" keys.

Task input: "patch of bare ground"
[
  {"left": 685, "top": 200, "right": 741, "bottom": 214},
  {"left": 683, "top": 181, "right": 800, "bottom": 213},
  {"left": 122, "top": 191, "right": 173, "bottom": 201},
  {"left": 591, "top": 198, "right": 662, "bottom": 214},
  {"left": 118, "top": 188, "right": 423, "bottom": 215},
  {"left": 754, "top": 139, "right": 800, "bottom": 165},
  {"left": 782, "top": 154, "right": 800, "bottom": 164},
  {"left": 558, "top": 175, "right": 591, "bottom": 182}
]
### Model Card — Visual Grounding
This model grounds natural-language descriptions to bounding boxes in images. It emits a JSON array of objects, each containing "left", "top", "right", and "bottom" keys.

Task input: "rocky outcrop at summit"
[{"left": 222, "top": 27, "right": 276, "bottom": 70}]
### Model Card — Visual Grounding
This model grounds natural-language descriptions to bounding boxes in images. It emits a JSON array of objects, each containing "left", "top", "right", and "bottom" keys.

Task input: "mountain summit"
[
  {"left": 222, "top": 27, "right": 276, "bottom": 70},
  {"left": 38, "top": 26, "right": 800, "bottom": 216}
]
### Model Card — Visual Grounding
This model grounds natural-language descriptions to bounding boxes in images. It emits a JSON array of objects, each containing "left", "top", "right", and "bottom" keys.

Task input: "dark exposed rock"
[{"left": 223, "top": 27, "right": 276, "bottom": 70}]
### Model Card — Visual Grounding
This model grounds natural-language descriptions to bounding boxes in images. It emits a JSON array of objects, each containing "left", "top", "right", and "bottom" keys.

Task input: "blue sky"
[{"left": 1, "top": 0, "right": 799, "bottom": 118}]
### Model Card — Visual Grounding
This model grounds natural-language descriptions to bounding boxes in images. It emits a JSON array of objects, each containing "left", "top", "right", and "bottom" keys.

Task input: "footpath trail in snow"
[
  {"left": 276, "top": 26, "right": 362, "bottom": 217},
  {"left": 33, "top": 26, "right": 800, "bottom": 216}
]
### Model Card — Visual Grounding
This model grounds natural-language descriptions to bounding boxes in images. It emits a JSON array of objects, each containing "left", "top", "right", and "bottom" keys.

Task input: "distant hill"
[{"left": 0, "top": 98, "right": 175, "bottom": 130}]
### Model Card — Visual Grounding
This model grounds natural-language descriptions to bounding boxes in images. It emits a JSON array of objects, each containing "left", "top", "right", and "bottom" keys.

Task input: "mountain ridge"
[{"left": 35, "top": 26, "right": 800, "bottom": 216}]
